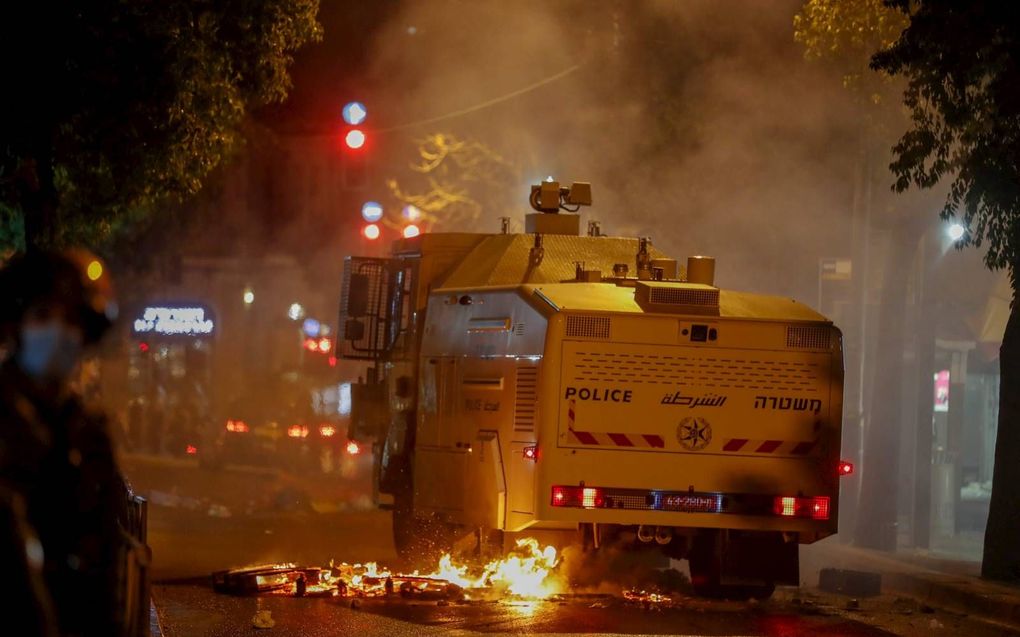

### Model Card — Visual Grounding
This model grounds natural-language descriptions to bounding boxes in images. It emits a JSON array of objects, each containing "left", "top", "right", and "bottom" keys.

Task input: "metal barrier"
[{"left": 119, "top": 494, "right": 151, "bottom": 637}]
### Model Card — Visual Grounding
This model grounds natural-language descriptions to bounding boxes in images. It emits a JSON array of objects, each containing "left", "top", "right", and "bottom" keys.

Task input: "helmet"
[{"left": 0, "top": 249, "right": 118, "bottom": 344}]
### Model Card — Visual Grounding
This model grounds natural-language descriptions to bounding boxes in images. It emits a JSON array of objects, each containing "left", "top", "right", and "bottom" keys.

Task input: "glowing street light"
[
  {"left": 947, "top": 222, "right": 966, "bottom": 242},
  {"left": 243, "top": 287, "right": 255, "bottom": 305},
  {"left": 342, "top": 101, "right": 367, "bottom": 126},
  {"left": 288, "top": 302, "right": 305, "bottom": 321},
  {"left": 361, "top": 201, "right": 383, "bottom": 222}
]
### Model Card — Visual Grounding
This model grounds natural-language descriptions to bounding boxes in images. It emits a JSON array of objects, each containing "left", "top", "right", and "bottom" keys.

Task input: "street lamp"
[
  {"left": 243, "top": 287, "right": 255, "bottom": 305},
  {"left": 288, "top": 302, "right": 305, "bottom": 321},
  {"left": 947, "top": 222, "right": 966, "bottom": 242}
]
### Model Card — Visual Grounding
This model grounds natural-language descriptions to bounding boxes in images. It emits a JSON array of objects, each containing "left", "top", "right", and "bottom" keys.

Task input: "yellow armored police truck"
[{"left": 338, "top": 181, "right": 845, "bottom": 598}]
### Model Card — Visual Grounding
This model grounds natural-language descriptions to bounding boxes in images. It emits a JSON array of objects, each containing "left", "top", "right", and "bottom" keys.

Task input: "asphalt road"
[
  {"left": 154, "top": 586, "right": 899, "bottom": 637},
  {"left": 125, "top": 455, "right": 1018, "bottom": 637}
]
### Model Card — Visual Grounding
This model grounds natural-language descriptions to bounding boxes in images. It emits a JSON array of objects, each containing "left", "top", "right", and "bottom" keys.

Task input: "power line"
[{"left": 374, "top": 63, "right": 582, "bottom": 134}]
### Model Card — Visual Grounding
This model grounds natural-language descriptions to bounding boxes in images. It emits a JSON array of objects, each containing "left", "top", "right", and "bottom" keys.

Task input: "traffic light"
[
  {"left": 342, "top": 130, "right": 368, "bottom": 189},
  {"left": 341, "top": 102, "right": 369, "bottom": 189},
  {"left": 344, "top": 129, "right": 366, "bottom": 150},
  {"left": 342, "top": 101, "right": 367, "bottom": 126},
  {"left": 403, "top": 224, "right": 420, "bottom": 238},
  {"left": 361, "top": 201, "right": 383, "bottom": 222},
  {"left": 363, "top": 223, "right": 380, "bottom": 240}
]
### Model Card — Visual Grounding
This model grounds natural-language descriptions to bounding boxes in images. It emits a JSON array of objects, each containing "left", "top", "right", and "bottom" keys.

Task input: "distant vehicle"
[
  {"left": 338, "top": 180, "right": 848, "bottom": 599},
  {"left": 202, "top": 395, "right": 349, "bottom": 474}
]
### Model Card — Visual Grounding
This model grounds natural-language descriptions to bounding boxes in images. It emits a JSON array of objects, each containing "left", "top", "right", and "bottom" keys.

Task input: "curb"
[
  {"left": 150, "top": 598, "right": 164, "bottom": 637},
  {"left": 882, "top": 570, "right": 1020, "bottom": 628}
]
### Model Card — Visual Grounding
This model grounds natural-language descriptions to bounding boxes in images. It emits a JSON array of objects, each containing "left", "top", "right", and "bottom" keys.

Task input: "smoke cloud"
[{"left": 364, "top": 0, "right": 861, "bottom": 301}]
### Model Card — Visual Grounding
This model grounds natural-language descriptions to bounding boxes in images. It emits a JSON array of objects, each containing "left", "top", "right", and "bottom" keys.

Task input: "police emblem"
[{"left": 677, "top": 417, "right": 712, "bottom": 451}]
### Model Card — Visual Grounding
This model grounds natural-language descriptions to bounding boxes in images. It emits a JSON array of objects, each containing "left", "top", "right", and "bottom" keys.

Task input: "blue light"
[
  {"left": 362, "top": 201, "right": 383, "bottom": 222},
  {"left": 302, "top": 318, "right": 321, "bottom": 337},
  {"left": 342, "top": 101, "right": 367, "bottom": 126}
]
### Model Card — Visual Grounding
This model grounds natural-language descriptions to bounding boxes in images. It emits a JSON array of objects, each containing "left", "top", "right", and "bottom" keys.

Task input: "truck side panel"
[{"left": 415, "top": 289, "right": 547, "bottom": 530}]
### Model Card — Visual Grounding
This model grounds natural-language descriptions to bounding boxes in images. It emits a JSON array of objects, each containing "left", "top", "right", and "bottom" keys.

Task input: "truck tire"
[{"left": 688, "top": 532, "right": 775, "bottom": 600}]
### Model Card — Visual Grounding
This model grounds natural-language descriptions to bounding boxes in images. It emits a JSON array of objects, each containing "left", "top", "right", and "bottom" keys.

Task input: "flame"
[
  {"left": 327, "top": 538, "right": 563, "bottom": 600},
  {"left": 417, "top": 538, "right": 561, "bottom": 599},
  {"left": 473, "top": 538, "right": 560, "bottom": 598},
  {"left": 622, "top": 589, "right": 671, "bottom": 604},
  {"left": 231, "top": 538, "right": 564, "bottom": 600}
]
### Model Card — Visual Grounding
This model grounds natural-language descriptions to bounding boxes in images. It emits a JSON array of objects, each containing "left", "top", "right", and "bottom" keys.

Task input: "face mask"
[{"left": 18, "top": 321, "right": 84, "bottom": 382}]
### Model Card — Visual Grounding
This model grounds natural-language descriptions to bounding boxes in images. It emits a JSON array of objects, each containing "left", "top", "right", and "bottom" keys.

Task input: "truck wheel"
[{"left": 688, "top": 532, "right": 775, "bottom": 600}]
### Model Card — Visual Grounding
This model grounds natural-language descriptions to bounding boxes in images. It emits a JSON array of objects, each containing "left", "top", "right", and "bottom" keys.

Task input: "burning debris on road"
[{"left": 213, "top": 538, "right": 564, "bottom": 602}]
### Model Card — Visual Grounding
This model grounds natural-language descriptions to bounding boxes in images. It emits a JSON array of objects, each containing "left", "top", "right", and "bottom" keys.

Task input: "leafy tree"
[
  {"left": 872, "top": 0, "right": 1020, "bottom": 582},
  {"left": 386, "top": 133, "right": 522, "bottom": 232},
  {"left": 0, "top": 1, "right": 322, "bottom": 250},
  {"left": 794, "top": 0, "right": 907, "bottom": 104}
]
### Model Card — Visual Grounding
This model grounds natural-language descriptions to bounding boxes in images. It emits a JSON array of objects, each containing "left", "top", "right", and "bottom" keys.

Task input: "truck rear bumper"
[{"left": 529, "top": 483, "right": 838, "bottom": 540}]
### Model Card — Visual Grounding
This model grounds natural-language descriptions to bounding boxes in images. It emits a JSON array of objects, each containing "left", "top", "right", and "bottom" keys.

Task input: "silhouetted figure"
[{"left": 0, "top": 250, "right": 128, "bottom": 636}]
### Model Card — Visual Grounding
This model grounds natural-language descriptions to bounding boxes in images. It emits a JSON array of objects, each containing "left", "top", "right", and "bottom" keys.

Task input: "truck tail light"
[
  {"left": 582, "top": 488, "right": 602, "bottom": 508},
  {"left": 838, "top": 460, "right": 854, "bottom": 476},
  {"left": 523, "top": 446, "right": 538, "bottom": 461},
  {"left": 773, "top": 496, "right": 830, "bottom": 520},
  {"left": 550, "top": 486, "right": 604, "bottom": 509}
]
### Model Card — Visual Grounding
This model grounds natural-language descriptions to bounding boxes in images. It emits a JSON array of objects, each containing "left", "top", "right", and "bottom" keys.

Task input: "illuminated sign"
[
  {"left": 133, "top": 306, "right": 215, "bottom": 336},
  {"left": 934, "top": 370, "right": 950, "bottom": 412}
]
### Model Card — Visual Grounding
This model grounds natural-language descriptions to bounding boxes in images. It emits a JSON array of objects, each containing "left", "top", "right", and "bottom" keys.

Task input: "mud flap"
[{"left": 720, "top": 531, "right": 799, "bottom": 587}]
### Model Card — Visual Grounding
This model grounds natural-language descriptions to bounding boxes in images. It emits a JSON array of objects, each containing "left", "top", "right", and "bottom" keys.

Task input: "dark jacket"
[{"left": 0, "top": 362, "right": 128, "bottom": 636}]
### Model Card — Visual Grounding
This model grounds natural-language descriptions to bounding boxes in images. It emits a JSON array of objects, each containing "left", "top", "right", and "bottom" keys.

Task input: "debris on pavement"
[{"left": 251, "top": 609, "right": 275, "bottom": 629}]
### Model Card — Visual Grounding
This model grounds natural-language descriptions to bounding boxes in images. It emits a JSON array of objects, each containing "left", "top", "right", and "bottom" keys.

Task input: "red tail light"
[
  {"left": 319, "top": 425, "right": 336, "bottom": 438},
  {"left": 523, "top": 446, "right": 538, "bottom": 461},
  {"left": 773, "top": 495, "right": 830, "bottom": 520},
  {"left": 287, "top": 425, "right": 309, "bottom": 438},
  {"left": 838, "top": 460, "right": 854, "bottom": 476},
  {"left": 186, "top": 445, "right": 197, "bottom": 455},
  {"left": 226, "top": 419, "right": 249, "bottom": 433},
  {"left": 550, "top": 486, "right": 604, "bottom": 509}
]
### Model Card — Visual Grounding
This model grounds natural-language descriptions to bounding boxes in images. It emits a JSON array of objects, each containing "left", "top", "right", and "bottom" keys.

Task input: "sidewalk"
[{"left": 801, "top": 541, "right": 1020, "bottom": 628}]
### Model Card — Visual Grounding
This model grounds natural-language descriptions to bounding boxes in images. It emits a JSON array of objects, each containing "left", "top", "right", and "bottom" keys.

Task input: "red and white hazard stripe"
[
  {"left": 721, "top": 438, "right": 817, "bottom": 455},
  {"left": 567, "top": 399, "right": 665, "bottom": 449}
]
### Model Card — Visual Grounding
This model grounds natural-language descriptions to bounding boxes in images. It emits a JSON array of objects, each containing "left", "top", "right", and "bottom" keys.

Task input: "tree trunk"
[
  {"left": 17, "top": 143, "right": 58, "bottom": 250},
  {"left": 981, "top": 266, "right": 1020, "bottom": 582},
  {"left": 853, "top": 219, "right": 913, "bottom": 550}
]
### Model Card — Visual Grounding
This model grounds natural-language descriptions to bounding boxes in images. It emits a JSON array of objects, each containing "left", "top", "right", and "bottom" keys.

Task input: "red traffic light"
[
  {"left": 363, "top": 223, "right": 380, "bottom": 240},
  {"left": 344, "top": 129, "right": 366, "bottom": 149}
]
